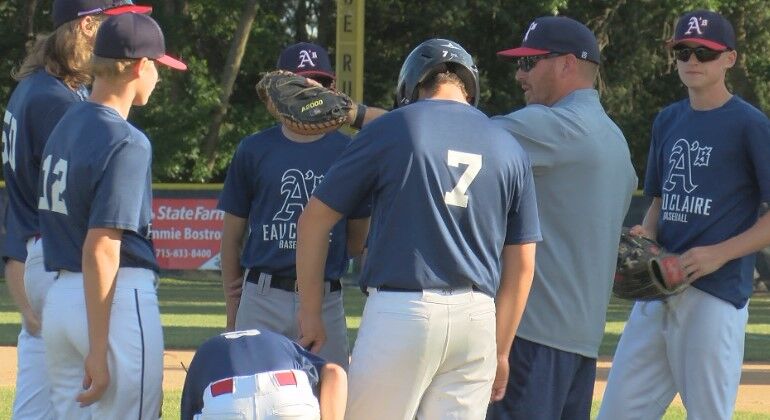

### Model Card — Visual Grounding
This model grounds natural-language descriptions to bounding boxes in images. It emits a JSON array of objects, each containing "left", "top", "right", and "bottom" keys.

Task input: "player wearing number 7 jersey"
[
  {"left": 296, "top": 38, "right": 541, "bottom": 420},
  {"left": 38, "top": 13, "right": 186, "bottom": 419}
]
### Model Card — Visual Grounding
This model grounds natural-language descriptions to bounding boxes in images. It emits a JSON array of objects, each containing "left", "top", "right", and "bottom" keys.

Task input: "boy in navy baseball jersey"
[
  {"left": 2, "top": 1, "right": 150, "bottom": 418},
  {"left": 218, "top": 42, "right": 370, "bottom": 370},
  {"left": 487, "top": 17, "right": 637, "bottom": 420},
  {"left": 296, "top": 39, "right": 541, "bottom": 419},
  {"left": 38, "top": 13, "right": 186, "bottom": 419},
  {"left": 599, "top": 10, "right": 770, "bottom": 420},
  {"left": 181, "top": 329, "right": 347, "bottom": 420}
]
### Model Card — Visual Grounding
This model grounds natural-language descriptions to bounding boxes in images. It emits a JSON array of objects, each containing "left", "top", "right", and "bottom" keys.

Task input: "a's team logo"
[
  {"left": 297, "top": 50, "right": 318, "bottom": 68},
  {"left": 684, "top": 16, "right": 708, "bottom": 35},
  {"left": 524, "top": 22, "right": 537, "bottom": 41},
  {"left": 273, "top": 169, "right": 324, "bottom": 221},
  {"left": 663, "top": 138, "right": 712, "bottom": 194}
]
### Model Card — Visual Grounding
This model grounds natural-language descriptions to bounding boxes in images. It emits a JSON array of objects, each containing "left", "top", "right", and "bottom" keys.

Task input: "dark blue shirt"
[
  {"left": 2, "top": 70, "right": 86, "bottom": 261},
  {"left": 645, "top": 96, "right": 770, "bottom": 308},
  {"left": 39, "top": 101, "right": 157, "bottom": 272},
  {"left": 218, "top": 126, "right": 369, "bottom": 280},
  {"left": 180, "top": 329, "right": 327, "bottom": 420},
  {"left": 314, "top": 100, "right": 542, "bottom": 296}
]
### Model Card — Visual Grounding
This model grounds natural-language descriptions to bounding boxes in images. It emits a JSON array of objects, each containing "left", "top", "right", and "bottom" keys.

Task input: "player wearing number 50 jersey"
[
  {"left": 38, "top": 13, "right": 186, "bottom": 419},
  {"left": 296, "top": 39, "right": 541, "bottom": 420}
]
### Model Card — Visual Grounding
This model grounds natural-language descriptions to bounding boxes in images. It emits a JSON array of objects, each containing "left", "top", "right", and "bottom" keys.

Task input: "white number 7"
[{"left": 444, "top": 150, "right": 482, "bottom": 208}]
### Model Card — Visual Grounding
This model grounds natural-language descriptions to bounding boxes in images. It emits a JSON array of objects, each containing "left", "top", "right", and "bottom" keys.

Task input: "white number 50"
[{"left": 444, "top": 150, "right": 482, "bottom": 208}]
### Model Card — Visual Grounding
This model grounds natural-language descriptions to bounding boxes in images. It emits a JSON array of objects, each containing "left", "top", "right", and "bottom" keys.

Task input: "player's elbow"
[{"left": 319, "top": 362, "right": 347, "bottom": 395}]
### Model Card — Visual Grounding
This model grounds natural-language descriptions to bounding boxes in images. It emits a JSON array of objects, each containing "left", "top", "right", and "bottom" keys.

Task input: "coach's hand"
[
  {"left": 298, "top": 310, "right": 326, "bottom": 354},
  {"left": 77, "top": 351, "right": 110, "bottom": 406},
  {"left": 490, "top": 355, "right": 510, "bottom": 402}
]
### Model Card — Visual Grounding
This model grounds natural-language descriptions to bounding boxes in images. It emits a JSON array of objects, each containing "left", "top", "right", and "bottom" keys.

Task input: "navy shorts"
[{"left": 487, "top": 336, "right": 597, "bottom": 420}]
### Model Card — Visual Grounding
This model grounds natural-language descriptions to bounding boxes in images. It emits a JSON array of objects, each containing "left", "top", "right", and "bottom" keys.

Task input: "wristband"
[{"left": 351, "top": 104, "right": 367, "bottom": 129}]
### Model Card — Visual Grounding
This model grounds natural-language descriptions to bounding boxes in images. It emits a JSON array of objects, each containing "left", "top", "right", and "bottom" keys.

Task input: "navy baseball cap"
[
  {"left": 497, "top": 16, "right": 601, "bottom": 64},
  {"left": 277, "top": 42, "right": 335, "bottom": 80},
  {"left": 94, "top": 13, "right": 187, "bottom": 70},
  {"left": 671, "top": 10, "right": 735, "bottom": 51},
  {"left": 53, "top": 0, "right": 152, "bottom": 28}
]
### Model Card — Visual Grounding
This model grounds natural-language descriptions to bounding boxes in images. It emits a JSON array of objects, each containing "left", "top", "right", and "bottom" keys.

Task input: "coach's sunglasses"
[
  {"left": 673, "top": 46, "right": 725, "bottom": 63},
  {"left": 517, "top": 53, "right": 565, "bottom": 72}
]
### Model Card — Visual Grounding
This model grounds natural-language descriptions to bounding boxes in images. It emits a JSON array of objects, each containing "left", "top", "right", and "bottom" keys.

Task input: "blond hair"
[
  {"left": 12, "top": 15, "right": 104, "bottom": 89},
  {"left": 91, "top": 56, "right": 140, "bottom": 80}
]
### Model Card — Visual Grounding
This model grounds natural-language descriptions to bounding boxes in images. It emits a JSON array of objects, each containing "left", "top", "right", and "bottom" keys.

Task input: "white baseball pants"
[
  {"left": 345, "top": 287, "right": 497, "bottom": 420},
  {"left": 42, "top": 267, "right": 163, "bottom": 420},
  {"left": 598, "top": 286, "right": 748, "bottom": 420}
]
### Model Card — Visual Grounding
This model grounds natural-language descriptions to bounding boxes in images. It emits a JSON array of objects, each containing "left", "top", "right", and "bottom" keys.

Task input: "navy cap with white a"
[
  {"left": 672, "top": 10, "right": 736, "bottom": 51},
  {"left": 497, "top": 16, "right": 601, "bottom": 64},
  {"left": 277, "top": 42, "right": 335, "bottom": 80},
  {"left": 53, "top": 0, "right": 152, "bottom": 28},
  {"left": 94, "top": 13, "right": 187, "bottom": 70}
]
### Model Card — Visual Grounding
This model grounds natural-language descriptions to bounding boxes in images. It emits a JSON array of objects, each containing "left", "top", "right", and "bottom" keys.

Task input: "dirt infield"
[{"left": 2, "top": 347, "right": 768, "bottom": 413}]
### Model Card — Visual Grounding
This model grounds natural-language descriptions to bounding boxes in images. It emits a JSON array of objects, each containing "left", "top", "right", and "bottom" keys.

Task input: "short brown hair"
[
  {"left": 419, "top": 70, "right": 469, "bottom": 100},
  {"left": 12, "top": 15, "right": 105, "bottom": 89}
]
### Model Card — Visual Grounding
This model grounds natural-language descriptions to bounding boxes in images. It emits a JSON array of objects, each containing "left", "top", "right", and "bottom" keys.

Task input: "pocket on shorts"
[
  {"left": 196, "top": 413, "right": 246, "bottom": 420},
  {"left": 376, "top": 309, "right": 430, "bottom": 321},
  {"left": 469, "top": 308, "right": 496, "bottom": 321}
]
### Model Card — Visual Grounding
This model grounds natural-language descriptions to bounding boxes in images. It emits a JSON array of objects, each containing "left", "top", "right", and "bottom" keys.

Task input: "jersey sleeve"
[
  {"left": 313, "top": 126, "right": 385, "bottom": 215},
  {"left": 88, "top": 139, "right": 151, "bottom": 232},
  {"left": 218, "top": 142, "right": 254, "bottom": 218},
  {"left": 643, "top": 116, "right": 663, "bottom": 197},
  {"left": 745, "top": 116, "right": 770, "bottom": 203},
  {"left": 492, "top": 107, "right": 562, "bottom": 170},
  {"left": 291, "top": 341, "right": 327, "bottom": 387},
  {"left": 505, "top": 161, "right": 542, "bottom": 244},
  {"left": 180, "top": 346, "right": 206, "bottom": 420}
]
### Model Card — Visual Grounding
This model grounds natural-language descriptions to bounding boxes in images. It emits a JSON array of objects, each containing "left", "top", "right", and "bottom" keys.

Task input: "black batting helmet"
[{"left": 395, "top": 38, "right": 480, "bottom": 108}]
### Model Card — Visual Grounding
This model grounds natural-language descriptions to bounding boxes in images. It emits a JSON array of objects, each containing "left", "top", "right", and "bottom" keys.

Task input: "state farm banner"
[{"left": 152, "top": 198, "right": 223, "bottom": 270}]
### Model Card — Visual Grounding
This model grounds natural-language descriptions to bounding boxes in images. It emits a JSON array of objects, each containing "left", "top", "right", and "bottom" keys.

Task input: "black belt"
[
  {"left": 376, "top": 284, "right": 481, "bottom": 292},
  {"left": 246, "top": 271, "right": 341, "bottom": 293}
]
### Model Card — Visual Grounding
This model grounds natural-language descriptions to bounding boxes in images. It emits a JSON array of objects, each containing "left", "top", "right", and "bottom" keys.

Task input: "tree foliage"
[{"left": 0, "top": 0, "right": 768, "bottom": 182}]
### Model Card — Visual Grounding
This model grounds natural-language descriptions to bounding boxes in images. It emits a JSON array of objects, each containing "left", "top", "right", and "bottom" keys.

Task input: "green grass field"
[{"left": 1, "top": 277, "right": 769, "bottom": 419}]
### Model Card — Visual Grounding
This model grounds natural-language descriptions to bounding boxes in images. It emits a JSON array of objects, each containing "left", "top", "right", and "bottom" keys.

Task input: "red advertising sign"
[{"left": 152, "top": 198, "right": 223, "bottom": 270}]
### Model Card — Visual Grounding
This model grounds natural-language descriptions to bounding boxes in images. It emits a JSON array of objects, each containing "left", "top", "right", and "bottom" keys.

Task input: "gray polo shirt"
[{"left": 492, "top": 89, "right": 637, "bottom": 358}]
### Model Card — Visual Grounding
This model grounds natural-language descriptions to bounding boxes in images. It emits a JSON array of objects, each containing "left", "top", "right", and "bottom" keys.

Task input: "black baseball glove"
[
  {"left": 256, "top": 70, "right": 354, "bottom": 135},
  {"left": 613, "top": 228, "right": 689, "bottom": 301}
]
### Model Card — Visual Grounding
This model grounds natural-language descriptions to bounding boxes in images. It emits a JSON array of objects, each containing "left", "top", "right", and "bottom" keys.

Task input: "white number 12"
[
  {"left": 444, "top": 150, "right": 482, "bottom": 208},
  {"left": 38, "top": 155, "right": 69, "bottom": 215}
]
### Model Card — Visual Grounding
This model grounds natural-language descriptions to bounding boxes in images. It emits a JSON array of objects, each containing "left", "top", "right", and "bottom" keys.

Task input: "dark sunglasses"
[
  {"left": 516, "top": 52, "right": 564, "bottom": 72},
  {"left": 673, "top": 46, "right": 724, "bottom": 63}
]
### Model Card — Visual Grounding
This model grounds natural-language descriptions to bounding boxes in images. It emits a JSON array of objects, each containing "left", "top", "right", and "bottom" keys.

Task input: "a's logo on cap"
[
  {"left": 297, "top": 49, "right": 318, "bottom": 68},
  {"left": 524, "top": 22, "right": 537, "bottom": 42},
  {"left": 685, "top": 16, "right": 709, "bottom": 35}
]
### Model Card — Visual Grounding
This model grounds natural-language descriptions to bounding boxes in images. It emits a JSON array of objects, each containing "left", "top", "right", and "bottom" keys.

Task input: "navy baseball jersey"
[
  {"left": 181, "top": 329, "right": 327, "bottom": 420},
  {"left": 314, "top": 99, "right": 542, "bottom": 296},
  {"left": 2, "top": 70, "right": 86, "bottom": 261},
  {"left": 218, "top": 126, "right": 369, "bottom": 280},
  {"left": 38, "top": 101, "right": 157, "bottom": 272},
  {"left": 645, "top": 96, "right": 770, "bottom": 308}
]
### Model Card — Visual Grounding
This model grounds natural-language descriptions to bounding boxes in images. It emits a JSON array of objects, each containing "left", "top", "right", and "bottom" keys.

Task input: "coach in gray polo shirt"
[{"left": 487, "top": 16, "right": 637, "bottom": 420}]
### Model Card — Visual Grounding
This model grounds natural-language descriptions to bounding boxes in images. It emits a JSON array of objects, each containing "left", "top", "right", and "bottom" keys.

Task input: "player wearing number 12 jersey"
[
  {"left": 296, "top": 39, "right": 541, "bottom": 419},
  {"left": 38, "top": 13, "right": 186, "bottom": 419}
]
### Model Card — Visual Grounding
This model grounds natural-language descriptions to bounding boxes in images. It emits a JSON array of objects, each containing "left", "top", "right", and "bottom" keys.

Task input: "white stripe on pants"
[
  {"left": 345, "top": 287, "right": 497, "bottom": 420},
  {"left": 42, "top": 268, "right": 163, "bottom": 420},
  {"left": 598, "top": 286, "right": 747, "bottom": 420}
]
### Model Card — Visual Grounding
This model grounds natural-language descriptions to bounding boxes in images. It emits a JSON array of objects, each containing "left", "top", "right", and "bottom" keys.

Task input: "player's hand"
[
  {"left": 629, "top": 225, "right": 653, "bottom": 239},
  {"left": 77, "top": 351, "right": 110, "bottom": 406},
  {"left": 680, "top": 244, "right": 727, "bottom": 282},
  {"left": 490, "top": 355, "right": 510, "bottom": 402},
  {"left": 297, "top": 310, "right": 326, "bottom": 354},
  {"left": 21, "top": 309, "right": 41, "bottom": 336}
]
